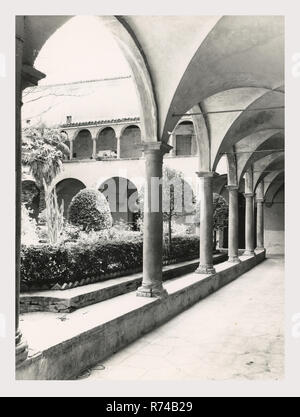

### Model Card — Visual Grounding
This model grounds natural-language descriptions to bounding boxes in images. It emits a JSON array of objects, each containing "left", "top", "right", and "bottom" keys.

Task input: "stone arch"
[
  {"left": 253, "top": 153, "right": 284, "bottom": 192},
  {"left": 273, "top": 183, "right": 284, "bottom": 202},
  {"left": 162, "top": 16, "right": 284, "bottom": 141},
  {"left": 25, "top": 16, "right": 157, "bottom": 143},
  {"left": 264, "top": 172, "right": 284, "bottom": 205},
  {"left": 96, "top": 127, "right": 118, "bottom": 158},
  {"left": 98, "top": 176, "right": 140, "bottom": 229},
  {"left": 211, "top": 89, "right": 284, "bottom": 171},
  {"left": 56, "top": 178, "right": 86, "bottom": 218},
  {"left": 120, "top": 125, "right": 142, "bottom": 159},
  {"left": 236, "top": 129, "right": 284, "bottom": 185},
  {"left": 73, "top": 129, "right": 93, "bottom": 160}
]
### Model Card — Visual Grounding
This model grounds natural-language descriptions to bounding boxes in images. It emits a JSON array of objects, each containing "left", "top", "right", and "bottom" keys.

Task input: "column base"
[
  {"left": 195, "top": 264, "right": 216, "bottom": 275},
  {"left": 228, "top": 256, "right": 241, "bottom": 264},
  {"left": 136, "top": 284, "right": 168, "bottom": 299},
  {"left": 243, "top": 250, "right": 255, "bottom": 257},
  {"left": 16, "top": 330, "right": 28, "bottom": 368}
]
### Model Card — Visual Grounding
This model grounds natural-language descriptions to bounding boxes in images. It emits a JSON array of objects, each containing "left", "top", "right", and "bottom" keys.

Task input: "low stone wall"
[
  {"left": 20, "top": 254, "right": 228, "bottom": 314},
  {"left": 16, "top": 251, "right": 265, "bottom": 380}
]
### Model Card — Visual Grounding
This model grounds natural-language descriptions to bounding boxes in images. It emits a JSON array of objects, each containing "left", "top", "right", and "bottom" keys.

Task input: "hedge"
[{"left": 20, "top": 235, "right": 200, "bottom": 291}]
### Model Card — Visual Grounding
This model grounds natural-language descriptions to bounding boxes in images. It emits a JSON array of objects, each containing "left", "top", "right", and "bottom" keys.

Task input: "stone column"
[
  {"left": 227, "top": 185, "right": 241, "bottom": 263},
  {"left": 16, "top": 17, "right": 45, "bottom": 367},
  {"left": 92, "top": 137, "right": 97, "bottom": 159},
  {"left": 196, "top": 172, "right": 216, "bottom": 274},
  {"left": 244, "top": 193, "right": 255, "bottom": 256},
  {"left": 69, "top": 139, "right": 74, "bottom": 160},
  {"left": 256, "top": 198, "right": 265, "bottom": 250},
  {"left": 216, "top": 229, "right": 224, "bottom": 250},
  {"left": 169, "top": 133, "right": 176, "bottom": 157},
  {"left": 137, "top": 142, "right": 171, "bottom": 298},
  {"left": 116, "top": 135, "right": 121, "bottom": 159}
]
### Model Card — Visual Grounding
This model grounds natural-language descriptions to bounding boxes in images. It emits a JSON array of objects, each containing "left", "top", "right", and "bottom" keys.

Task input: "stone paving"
[{"left": 80, "top": 256, "right": 284, "bottom": 381}]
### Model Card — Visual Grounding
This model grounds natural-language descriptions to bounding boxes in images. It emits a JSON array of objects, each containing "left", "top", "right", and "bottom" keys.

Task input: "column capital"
[
  {"left": 256, "top": 197, "right": 264, "bottom": 203},
  {"left": 21, "top": 64, "right": 46, "bottom": 90},
  {"left": 226, "top": 185, "right": 239, "bottom": 191},
  {"left": 196, "top": 171, "right": 216, "bottom": 178},
  {"left": 244, "top": 192, "right": 254, "bottom": 198},
  {"left": 140, "top": 141, "right": 172, "bottom": 156}
]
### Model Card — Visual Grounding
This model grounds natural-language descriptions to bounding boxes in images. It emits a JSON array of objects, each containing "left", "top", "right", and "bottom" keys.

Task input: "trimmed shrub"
[
  {"left": 68, "top": 188, "right": 113, "bottom": 231},
  {"left": 20, "top": 234, "right": 200, "bottom": 291}
]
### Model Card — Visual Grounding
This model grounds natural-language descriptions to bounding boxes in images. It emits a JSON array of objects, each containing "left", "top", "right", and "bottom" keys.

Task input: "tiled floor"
[{"left": 80, "top": 256, "right": 284, "bottom": 381}]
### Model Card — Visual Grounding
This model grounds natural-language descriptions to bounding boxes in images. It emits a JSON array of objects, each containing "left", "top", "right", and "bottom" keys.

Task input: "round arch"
[
  {"left": 23, "top": 15, "right": 158, "bottom": 143},
  {"left": 120, "top": 125, "right": 142, "bottom": 159},
  {"left": 96, "top": 127, "right": 118, "bottom": 158},
  {"left": 236, "top": 130, "right": 284, "bottom": 185},
  {"left": 73, "top": 129, "right": 93, "bottom": 160},
  {"left": 211, "top": 89, "right": 284, "bottom": 171},
  {"left": 264, "top": 172, "right": 284, "bottom": 204},
  {"left": 162, "top": 16, "right": 284, "bottom": 141},
  {"left": 56, "top": 178, "right": 86, "bottom": 218},
  {"left": 98, "top": 176, "right": 140, "bottom": 229},
  {"left": 253, "top": 153, "right": 284, "bottom": 192}
]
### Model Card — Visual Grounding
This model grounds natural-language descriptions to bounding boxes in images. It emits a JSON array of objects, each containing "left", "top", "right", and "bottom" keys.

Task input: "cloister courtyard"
[{"left": 16, "top": 15, "right": 285, "bottom": 381}]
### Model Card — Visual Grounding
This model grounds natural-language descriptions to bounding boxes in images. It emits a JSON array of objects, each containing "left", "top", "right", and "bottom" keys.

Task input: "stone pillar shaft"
[
  {"left": 170, "top": 133, "right": 176, "bottom": 157},
  {"left": 16, "top": 18, "right": 46, "bottom": 367},
  {"left": 227, "top": 186, "right": 240, "bottom": 263},
  {"left": 244, "top": 193, "right": 255, "bottom": 256},
  {"left": 92, "top": 138, "right": 97, "bottom": 159},
  {"left": 196, "top": 172, "right": 216, "bottom": 274},
  {"left": 137, "top": 142, "right": 171, "bottom": 298},
  {"left": 16, "top": 29, "right": 28, "bottom": 368},
  {"left": 216, "top": 229, "right": 224, "bottom": 250},
  {"left": 117, "top": 136, "right": 121, "bottom": 159},
  {"left": 256, "top": 199, "right": 264, "bottom": 249},
  {"left": 69, "top": 140, "right": 74, "bottom": 160}
]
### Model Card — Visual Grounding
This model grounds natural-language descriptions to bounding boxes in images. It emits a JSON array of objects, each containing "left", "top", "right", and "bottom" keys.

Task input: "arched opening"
[
  {"left": 21, "top": 180, "right": 40, "bottom": 221},
  {"left": 22, "top": 16, "right": 157, "bottom": 143},
  {"left": 56, "top": 178, "right": 86, "bottom": 218},
  {"left": 98, "top": 177, "right": 139, "bottom": 229},
  {"left": 61, "top": 131, "right": 70, "bottom": 160},
  {"left": 174, "top": 121, "right": 197, "bottom": 156},
  {"left": 73, "top": 129, "right": 93, "bottom": 160},
  {"left": 120, "top": 125, "right": 142, "bottom": 159},
  {"left": 96, "top": 127, "right": 118, "bottom": 159}
]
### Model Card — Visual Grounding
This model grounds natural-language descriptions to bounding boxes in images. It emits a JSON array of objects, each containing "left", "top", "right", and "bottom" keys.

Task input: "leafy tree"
[
  {"left": 194, "top": 193, "right": 229, "bottom": 251},
  {"left": 22, "top": 126, "right": 70, "bottom": 244},
  {"left": 68, "top": 189, "right": 113, "bottom": 232},
  {"left": 139, "top": 167, "right": 195, "bottom": 250}
]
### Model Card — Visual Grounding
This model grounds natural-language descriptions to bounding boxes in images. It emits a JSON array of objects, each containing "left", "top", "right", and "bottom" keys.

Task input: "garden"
[{"left": 21, "top": 127, "right": 228, "bottom": 292}]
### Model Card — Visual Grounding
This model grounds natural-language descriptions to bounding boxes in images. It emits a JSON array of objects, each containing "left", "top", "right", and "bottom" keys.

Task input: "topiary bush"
[{"left": 68, "top": 188, "right": 113, "bottom": 232}]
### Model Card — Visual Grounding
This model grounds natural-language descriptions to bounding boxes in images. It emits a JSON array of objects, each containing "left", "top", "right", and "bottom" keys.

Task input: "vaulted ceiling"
[{"left": 19, "top": 15, "right": 285, "bottom": 196}]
